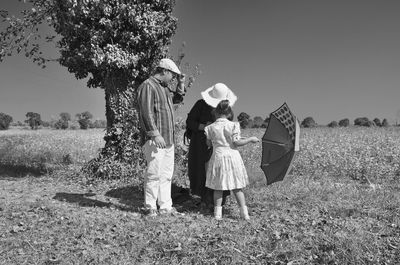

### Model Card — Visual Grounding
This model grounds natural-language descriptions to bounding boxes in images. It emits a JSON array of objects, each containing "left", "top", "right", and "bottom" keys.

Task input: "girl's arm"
[{"left": 233, "top": 136, "right": 259, "bottom": 147}]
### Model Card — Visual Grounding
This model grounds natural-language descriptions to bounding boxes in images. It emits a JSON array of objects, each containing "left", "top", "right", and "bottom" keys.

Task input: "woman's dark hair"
[{"left": 213, "top": 99, "right": 234, "bottom": 121}]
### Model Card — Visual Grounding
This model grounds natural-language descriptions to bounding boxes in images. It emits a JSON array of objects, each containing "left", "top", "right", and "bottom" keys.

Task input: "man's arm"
[
  {"left": 137, "top": 82, "right": 160, "bottom": 137},
  {"left": 172, "top": 74, "right": 186, "bottom": 104}
]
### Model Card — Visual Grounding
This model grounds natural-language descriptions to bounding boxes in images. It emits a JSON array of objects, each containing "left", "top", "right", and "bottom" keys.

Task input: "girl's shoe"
[
  {"left": 214, "top": 206, "right": 222, "bottom": 220},
  {"left": 240, "top": 206, "right": 250, "bottom": 221}
]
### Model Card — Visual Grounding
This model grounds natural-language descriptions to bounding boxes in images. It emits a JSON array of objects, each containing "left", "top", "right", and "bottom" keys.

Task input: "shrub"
[
  {"left": 0, "top": 112, "right": 13, "bottom": 130},
  {"left": 301, "top": 117, "right": 317, "bottom": 128},
  {"left": 327, "top": 121, "right": 338, "bottom": 128},
  {"left": 338, "top": 118, "right": 350, "bottom": 127}
]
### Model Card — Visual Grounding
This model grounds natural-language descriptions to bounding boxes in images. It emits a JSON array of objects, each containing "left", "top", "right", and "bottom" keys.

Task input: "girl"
[{"left": 204, "top": 99, "right": 259, "bottom": 220}]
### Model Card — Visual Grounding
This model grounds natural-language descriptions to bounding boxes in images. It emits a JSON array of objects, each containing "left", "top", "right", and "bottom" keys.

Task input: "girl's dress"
[{"left": 204, "top": 118, "right": 249, "bottom": 190}]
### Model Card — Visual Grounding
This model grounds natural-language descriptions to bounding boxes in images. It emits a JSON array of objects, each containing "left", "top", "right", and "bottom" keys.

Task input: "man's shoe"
[
  {"left": 159, "top": 207, "right": 184, "bottom": 216},
  {"left": 144, "top": 208, "right": 158, "bottom": 217}
]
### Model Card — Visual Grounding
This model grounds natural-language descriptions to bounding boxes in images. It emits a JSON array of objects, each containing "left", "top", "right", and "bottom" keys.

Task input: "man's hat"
[{"left": 158, "top": 58, "right": 181, "bottom": 75}]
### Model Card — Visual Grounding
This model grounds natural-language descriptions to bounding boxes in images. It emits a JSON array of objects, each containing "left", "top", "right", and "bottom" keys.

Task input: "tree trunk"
[{"left": 82, "top": 79, "right": 146, "bottom": 180}]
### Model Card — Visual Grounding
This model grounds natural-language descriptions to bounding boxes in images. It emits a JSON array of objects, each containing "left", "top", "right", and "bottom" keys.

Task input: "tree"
[
  {"left": 54, "top": 112, "right": 71, "bottom": 129},
  {"left": 237, "top": 112, "right": 251, "bottom": 129},
  {"left": 1, "top": 1, "right": 197, "bottom": 178},
  {"left": 373, "top": 118, "right": 382, "bottom": 127},
  {"left": 91, "top": 119, "right": 107, "bottom": 129},
  {"left": 382, "top": 118, "right": 389, "bottom": 127},
  {"left": 76, "top": 111, "right": 93, "bottom": 130},
  {"left": 60, "top": 112, "right": 71, "bottom": 122},
  {"left": 327, "top": 121, "right": 338, "bottom": 128},
  {"left": 338, "top": 118, "right": 350, "bottom": 127},
  {"left": 354, "top": 117, "right": 373, "bottom": 127},
  {"left": 262, "top": 117, "right": 269, "bottom": 128},
  {"left": 252, "top": 116, "right": 264, "bottom": 128},
  {"left": 0, "top": 112, "right": 13, "bottom": 130},
  {"left": 25, "top": 112, "right": 42, "bottom": 130},
  {"left": 301, "top": 117, "right": 317, "bottom": 128}
]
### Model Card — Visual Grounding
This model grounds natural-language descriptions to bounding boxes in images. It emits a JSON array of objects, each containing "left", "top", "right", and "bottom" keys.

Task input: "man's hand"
[
  {"left": 177, "top": 74, "right": 186, "bottom": 84},
  {"left": 176, "top": 74, "right": 186, "bottom": 94},
  {"left": 152, "top": 135, "right": 166, "bottom": 148}
]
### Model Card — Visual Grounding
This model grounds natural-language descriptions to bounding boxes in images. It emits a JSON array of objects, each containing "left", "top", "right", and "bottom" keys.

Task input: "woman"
[{"left": 186, "top": 83, "right": 237, "bottom": 210}]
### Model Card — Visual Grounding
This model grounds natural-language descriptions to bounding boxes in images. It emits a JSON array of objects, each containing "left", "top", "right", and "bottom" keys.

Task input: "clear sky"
[{"left": 1, "top": 0, "right": 400, "bottom": 124}]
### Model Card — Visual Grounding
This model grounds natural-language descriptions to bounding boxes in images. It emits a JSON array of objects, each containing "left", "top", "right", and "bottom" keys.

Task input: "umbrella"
[{"left": 261, "top": 103, "right": 300, "bottom": 185}]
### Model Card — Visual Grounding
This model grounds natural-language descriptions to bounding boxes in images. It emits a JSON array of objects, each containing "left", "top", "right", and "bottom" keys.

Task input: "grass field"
[{"left": 0, "top": 126, "right": 399, "bottom": 264}]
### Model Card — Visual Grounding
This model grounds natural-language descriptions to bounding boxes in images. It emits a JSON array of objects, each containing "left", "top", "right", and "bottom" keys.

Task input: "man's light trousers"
[{"left": 142, "top": 140, "right": 174, "bottom": 210}]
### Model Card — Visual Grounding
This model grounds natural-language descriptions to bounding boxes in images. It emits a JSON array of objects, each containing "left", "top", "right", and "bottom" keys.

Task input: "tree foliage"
[
  {"left": 354, "top": 117, "right": 373, "bottom": 127},
  {"left": 60, "top": 112, "right": 71, "bottom": 122},
  {"left": 373, "top": 118, "right": 382, "bottom": 127},
  {"left": 301, "top": 117, "right": 317, "bottom": 128},
  {"left": 252, "top": 116, "right": 264, "bottom": 128},
  {"left": 237, "top": 112, "right": 250, "bottom": 129},
  {"left": 76, "top": 111, "right": 93, "bottom": 130},
  {"left": 25, "top": 112, "right": 42, "bottom": 130},
  {"left": 262, "top": 117, "right": 269, "bottom": 128},
  {"left": 0, "top": 112, "right": 13, "bottom": 130},
  {"left": 338, "top": 118, "right": 350, "bottom": 127},
  {"left": 91, "top": 119, "right": 107, "bottom": 129},
  {"left": 327, "top": 121, "right": 338, "bottom": 128},
  {"left": 382, "top": 118, "right": 389, "bottom": 127},
  {"left": 54, "top": 112, "right": 71, "bottom": 129}
]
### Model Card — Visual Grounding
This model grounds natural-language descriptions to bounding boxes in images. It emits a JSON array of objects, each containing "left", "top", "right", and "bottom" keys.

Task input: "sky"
[{"left": 1, "top": 0, "right": 400, "bottom": 124}]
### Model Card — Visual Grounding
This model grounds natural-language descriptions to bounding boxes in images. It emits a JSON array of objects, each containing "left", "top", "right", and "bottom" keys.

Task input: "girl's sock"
[
  {"left": 240, "top": 206, "right": 250, "bottom": 220},
  {"left": 214, "top": 206, "right": 222, "bottom": 220}
]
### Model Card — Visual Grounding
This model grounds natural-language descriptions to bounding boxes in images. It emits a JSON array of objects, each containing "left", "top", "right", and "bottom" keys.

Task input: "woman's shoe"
[{"left": 214, "top": 206, "right": 222, "bottom": 220}]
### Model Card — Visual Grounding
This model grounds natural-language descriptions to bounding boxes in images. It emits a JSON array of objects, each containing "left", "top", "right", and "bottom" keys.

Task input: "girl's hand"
[
  {"left": 198, "top": 123, "right": 206, "bottom": 131},
  {"left": 249, "top": 136, "right": 260, "bottom": 143}
]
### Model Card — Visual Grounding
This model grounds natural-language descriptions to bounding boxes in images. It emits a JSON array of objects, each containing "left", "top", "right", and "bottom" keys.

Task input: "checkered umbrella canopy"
[{"left": 261, "top": 103, "right": 300, "bottom": 185}]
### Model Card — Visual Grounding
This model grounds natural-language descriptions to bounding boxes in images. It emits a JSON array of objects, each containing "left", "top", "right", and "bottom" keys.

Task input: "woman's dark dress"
[{"left": 186, "top": 99, "right": 229, "bottom": 206}]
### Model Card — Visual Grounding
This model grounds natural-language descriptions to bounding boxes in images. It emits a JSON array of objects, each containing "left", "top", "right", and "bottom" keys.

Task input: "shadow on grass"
[
  {"left": 0, "top": 165, "right": 44, "bottom": 180},
  {"left": 54, "top": 192, "right": 112, "bottom": 207},
  {"left": 53, "top": 184, "right": 199, "bottom": 214},
  {"left": 105, "top": 183, "right": 200, "bottom": 214},
  {"left": 104, "top": 185, "right": 144, "bottom": 210},
  {"left": 53, "top": 192, "right": 136, "bottom": 212}
]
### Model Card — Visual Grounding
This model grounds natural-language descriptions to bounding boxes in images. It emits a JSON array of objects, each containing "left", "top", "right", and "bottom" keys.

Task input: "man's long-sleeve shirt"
[{"left": 137, "top": 76, "right": 184, "bottom": 146}]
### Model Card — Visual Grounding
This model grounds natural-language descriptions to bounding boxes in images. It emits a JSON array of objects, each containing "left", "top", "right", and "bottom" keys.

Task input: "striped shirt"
[{"left": 137, "top": 76, "right": 184, "bottom": 146}]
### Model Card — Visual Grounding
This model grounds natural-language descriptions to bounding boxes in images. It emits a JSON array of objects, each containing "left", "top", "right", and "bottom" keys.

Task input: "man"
[{"left": 137, "top": 58, "right": 186, "bottom": 217}]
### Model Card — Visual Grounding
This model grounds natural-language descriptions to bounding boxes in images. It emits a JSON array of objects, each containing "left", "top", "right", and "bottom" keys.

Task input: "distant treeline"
[
  {"left": 0, "top": 111, "right": 106, "bottom": 130},
  {"left": 0, "top": 111, "right": 394, "bottom": 131},
  {"left": 236, "top": 112, "right": 392, "bottom": 129}
]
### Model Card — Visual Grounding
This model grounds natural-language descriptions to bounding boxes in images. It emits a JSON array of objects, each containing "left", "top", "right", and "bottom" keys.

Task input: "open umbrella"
[{"left": 261, "top": 103, "right": 300, "bottom": 185}]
